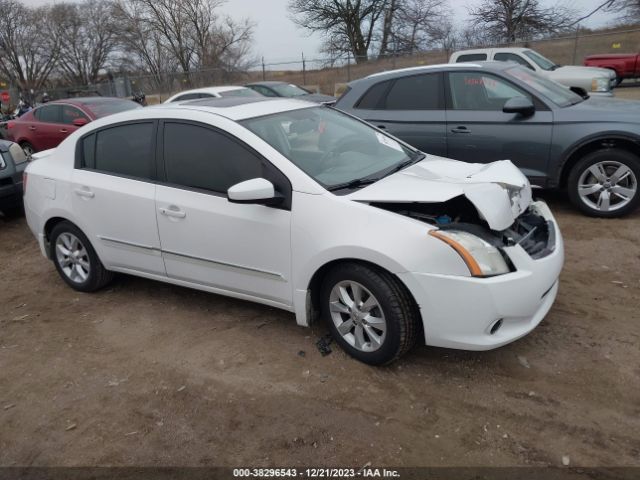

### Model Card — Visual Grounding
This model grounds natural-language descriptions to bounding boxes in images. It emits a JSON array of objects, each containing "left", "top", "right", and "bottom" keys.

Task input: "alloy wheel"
[
  {"left": 578, "top": 161, "right": 638, "bottom": 213},
  {"left": 329, "top": 280, "right": 387, "bottom": 353},
  {"left": 55, "top": 232, "right": 90, "bottom": 284}
]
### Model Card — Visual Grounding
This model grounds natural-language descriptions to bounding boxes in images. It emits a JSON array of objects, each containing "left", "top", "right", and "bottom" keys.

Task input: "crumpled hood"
[{"left": 348, "top": 157, "right": 532, "bottom": 231}]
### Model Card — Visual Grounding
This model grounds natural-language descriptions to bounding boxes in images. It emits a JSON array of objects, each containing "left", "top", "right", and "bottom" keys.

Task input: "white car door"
[
  {"left": 71, "top": 121, "right": 165, "bottom": 275},
  {"left": 155, "top": 120, "right": 292, "bottom": 307}
]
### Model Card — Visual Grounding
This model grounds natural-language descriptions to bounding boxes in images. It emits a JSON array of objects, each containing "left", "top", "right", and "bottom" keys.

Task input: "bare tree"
[
  {"left": 288, "top": 0, "right": 388, "bottom": 62},
  {"left": 468, "top": 0, "right": 576, "bottom": 43},
  {"left": 115, "top": 0, "right": 254, "bottom": 84},
  {"left": 52, "top": 0, "right": 120, "bottom": 85},
  {"left": 0, "top": 0, "right": 61, "bottom": 93},
  {"left": 386, "top": 0, "right": 449, "bottom": 54},
  {"left": 605, "top": 0, "right": 640, "bottom": 22}
]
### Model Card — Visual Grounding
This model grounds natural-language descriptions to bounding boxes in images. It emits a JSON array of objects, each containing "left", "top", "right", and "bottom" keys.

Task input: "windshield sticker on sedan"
[{"left": 375, "top": 132, "right": 404, "bottom": 152}]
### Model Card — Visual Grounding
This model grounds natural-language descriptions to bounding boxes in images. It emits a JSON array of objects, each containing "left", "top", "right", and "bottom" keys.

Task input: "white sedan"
[
  {"left": 23, "top": 96, "right": 564, "bottom": 365},
  {"left": 163, "top": 86, "right": 262, "bottom": 103}
]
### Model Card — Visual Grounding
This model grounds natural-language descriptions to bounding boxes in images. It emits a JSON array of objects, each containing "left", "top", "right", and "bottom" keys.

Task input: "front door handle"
[
  {"left": 60, "top": 128, "right": 68, "bottom": 134},
  {"left": 377, "top": 125, "right": 387, "bottom": 130},
  {"left": 159, "top": 206, "right": 186, "bottom": 219},
  {"left": 74, "top": 187, "right": 94, "bottom": 198},
  {"left": 451, "top": 126, "right": 471, "bottom": 134},
  {"left": 28, "top": 126, "right": 36, "bottom": 131}
]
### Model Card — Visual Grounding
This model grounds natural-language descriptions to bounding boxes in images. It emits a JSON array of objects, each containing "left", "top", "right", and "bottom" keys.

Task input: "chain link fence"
[{"left": 2, "top": 25, "right": 640, "bottom": 111}]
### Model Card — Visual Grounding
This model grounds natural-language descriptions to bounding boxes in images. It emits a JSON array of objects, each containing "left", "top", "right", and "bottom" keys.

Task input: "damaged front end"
[{"left": 370, "top": 196, "right": 557, "bottom": 276}]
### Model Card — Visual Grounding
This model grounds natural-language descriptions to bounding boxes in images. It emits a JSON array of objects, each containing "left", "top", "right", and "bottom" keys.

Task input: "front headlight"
[
  {"left": 592, "top": 78, "right": 610, "bottom": 92},
  {"left": 430, "top": 230, "right": 510, "bottom": 277}
]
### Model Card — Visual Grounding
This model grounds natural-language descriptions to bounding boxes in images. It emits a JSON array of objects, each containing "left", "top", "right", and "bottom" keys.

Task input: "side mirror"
[
  {"left": 73, "top": 118, "right": 89, "bottom": 127},
  {"left": 503, "top": 97, "right": 535, "bottom": 117},
  {"left": 227, "top": 178, "right": 283, "bottom": 206}
]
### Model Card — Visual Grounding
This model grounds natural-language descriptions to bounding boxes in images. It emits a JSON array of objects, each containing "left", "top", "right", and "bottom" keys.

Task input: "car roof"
[
  {"left": 48, "top": 97, "right": 131, "bottom": 106},
  {"left": 453, "top": 47, "right": 530, "bottom": 55},
  {"left": 360, "top": 61, "right": 508, "bottom": 82},
  {"left": 152, "top": 97, "right": 318, "bottom": 121},
  {"left": 170, "top": 86, "right": 250, "bottom": 96}
]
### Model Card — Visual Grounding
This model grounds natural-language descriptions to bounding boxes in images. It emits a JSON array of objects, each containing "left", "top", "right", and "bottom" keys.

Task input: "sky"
[{"left": 29, "top": 0, "right": 620, "bottom": 63}]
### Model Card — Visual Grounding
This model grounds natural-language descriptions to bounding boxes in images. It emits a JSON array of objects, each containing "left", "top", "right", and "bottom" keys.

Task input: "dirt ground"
[{"left": 0, "top": 191, "right": 639, "bottom": 469}]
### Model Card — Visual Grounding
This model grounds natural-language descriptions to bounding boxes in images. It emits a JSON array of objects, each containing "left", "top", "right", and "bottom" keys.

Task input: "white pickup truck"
[{"left": 450, "top": 48, "right": 616, "bottom": 97}]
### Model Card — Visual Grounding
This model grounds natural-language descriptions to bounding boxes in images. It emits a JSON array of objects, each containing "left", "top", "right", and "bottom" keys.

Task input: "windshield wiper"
[
  {"left": 327, "top": 177, "right": 380, "bottom": 192},
  {"left": 383, "top": 152, "right": 426, "bottom": 177}
]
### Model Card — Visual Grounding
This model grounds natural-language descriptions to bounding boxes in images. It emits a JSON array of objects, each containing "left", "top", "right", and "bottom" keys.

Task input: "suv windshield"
[
  {"left": 242, "top": 107, "right": 419, "bottom": 192},
  {"left": 271, "top": 84, "right": 310, "bottom": 97},
  {"left": 523, "top": 50, "right": 559, "bottom": 71},
  {"left": 506, "top": 66, "right": 583, "bottom": 107}
]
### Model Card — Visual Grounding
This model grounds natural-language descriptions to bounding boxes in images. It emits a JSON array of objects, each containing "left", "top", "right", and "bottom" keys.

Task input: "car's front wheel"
[
  {"left": 20, "top": 142, "right": 35, "bottom": 159},
  {"left": 568, "top": 149, "right": 640, "bottom": 217},
  {"left": 50, "top": 221, "right": 113, "bottom": 292},
  {"left": 320, "top": 262, "right": 420, "bottom": 365}
]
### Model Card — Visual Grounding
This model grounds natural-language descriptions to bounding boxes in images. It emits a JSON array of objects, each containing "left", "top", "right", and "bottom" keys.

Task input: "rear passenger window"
[
  {"left": 355, "top": 81, "right": 392, "bottom": 109},
  {"left": 163, "top": 122, "right": 263, "bottom": 194},
  {"left": 84, "top": 123, "right": 154, "bottom": 179},
  {"left": 172, "top": 93, "right": 201, "bottom": 102},
  {"left": 456, "top": 54, "right": 487, "bottom": 62},
  {"left": 384, "top": 73, "right": 443, "bottom": 110}
]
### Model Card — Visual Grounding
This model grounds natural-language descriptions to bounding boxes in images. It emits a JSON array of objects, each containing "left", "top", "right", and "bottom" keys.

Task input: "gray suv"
[{"left": 335, "top": 62, "right": 640, "bottom": 217}]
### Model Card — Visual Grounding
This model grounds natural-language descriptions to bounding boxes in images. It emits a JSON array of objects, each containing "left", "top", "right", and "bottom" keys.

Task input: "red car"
[
  {"left": 6, "top": 97, "right": 142, "bottom": 156},
  {"left": 584, "top": 53, "right": 640, "bottom": 86}
]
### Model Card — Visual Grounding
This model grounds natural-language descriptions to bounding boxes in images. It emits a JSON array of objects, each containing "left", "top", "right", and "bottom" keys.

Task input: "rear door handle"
[
  {"left": 74, "top": 188, "right": 94, "bottom": 198},
  {"left": 451, "top": 126, "right": 471, "bottom": 134},
  {"left": 376, "top": 125, "right": 387, "bottom": 130},
  {"left": 159, "top": 206, "right": 186, "bottom": 219},
  {"left": 60, "top": 129, "right": 68, "bottom": 133},
  {"left": 28, "top": 126, "right": 36, "bottom": 131}
]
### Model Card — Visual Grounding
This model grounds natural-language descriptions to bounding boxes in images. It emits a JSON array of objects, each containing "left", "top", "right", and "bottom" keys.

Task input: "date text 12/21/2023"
[{"left": 232, "top": 468, "right": 401, "bottom": 478}]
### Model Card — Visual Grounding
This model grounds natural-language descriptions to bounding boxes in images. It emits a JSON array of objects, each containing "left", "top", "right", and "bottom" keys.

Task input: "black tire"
[
  {"left": 49, "top": 221, "right": 114, "bottom": 292},
  {"left": 20, "top": 142, "right": 35, "bottom": 159},
  {"left": 568, "top": 148, "right": 640, "bottom": 218},
  {"left": 320, "top": 262, "right": 420, "bottom": 365}
]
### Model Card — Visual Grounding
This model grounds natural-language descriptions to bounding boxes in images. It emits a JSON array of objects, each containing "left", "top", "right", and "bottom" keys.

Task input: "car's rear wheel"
[
  {"left": 568, "top": 149, "right": 640, "bottom": 218},
  {"left": 20, "top": 142, "right": 35, "bottom": 159},
  {"left": 320, "top": 262, "right": 419, "bottom": 365},
  {"left": 50, "top": 221, "right": 113, "bottom": 292}
]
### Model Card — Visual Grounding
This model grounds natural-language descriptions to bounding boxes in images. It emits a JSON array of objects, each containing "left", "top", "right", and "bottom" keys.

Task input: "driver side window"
[{"left": 448, "top": 72, "right": 531, "bottom": 111}]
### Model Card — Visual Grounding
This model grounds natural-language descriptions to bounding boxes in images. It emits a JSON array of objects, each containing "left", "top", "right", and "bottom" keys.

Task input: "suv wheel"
[
  {"left": 50, "top": 221, "right": 113, "bottom": 292},
  {"left": 320, "top": 262, "right": 419, "bottom": 365},
  {"left": 568, "top": 149, "right": 640, "bottom": 217},
  {"left": 20, "top": 142, "right": 35, "bottom": 159}
]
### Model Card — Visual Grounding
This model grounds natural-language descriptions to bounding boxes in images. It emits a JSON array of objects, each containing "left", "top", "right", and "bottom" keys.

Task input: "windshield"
[
  {"left": 506, "top": 66, "right": 583, "bottom": 107},
  {"left": 523, "top": 50, "right": 558, "bottom": 71},
  {"left": 84, "top": 99, "right": 141, "bottom": 118},
  {"left": 219, "top": 88, "right": 262, "bottom": 98},
  {"left": 271, "top": 84, "right": 310, "bottom": 97},
  {"left": 242, "top": 107, "right": 418, "bottom": 192}
]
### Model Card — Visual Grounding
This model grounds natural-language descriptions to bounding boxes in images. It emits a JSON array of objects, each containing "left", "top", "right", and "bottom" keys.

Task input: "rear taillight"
[
  {"left": 22, "top": 172, "right": 27, "bottom": 195},
  {"left": 7, "top": 121, "right": 14, "bottom": 129}
]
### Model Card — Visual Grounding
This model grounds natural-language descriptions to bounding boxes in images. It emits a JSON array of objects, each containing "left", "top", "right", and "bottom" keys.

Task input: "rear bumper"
[
  {"left": 399, "top": 201, "right": 564, "bottom": 351},
  {"left": 0, "top": 163, "right": 26, "bottom": 209}
]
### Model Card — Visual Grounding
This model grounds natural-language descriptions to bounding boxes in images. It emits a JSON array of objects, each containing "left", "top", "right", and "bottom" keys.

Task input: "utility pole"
[
  {"left": 302, "top": 52, "right": 306, "bottom": 85},
  {"left": 262, "top": 56, "right": 266, "bottom": 81}
]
